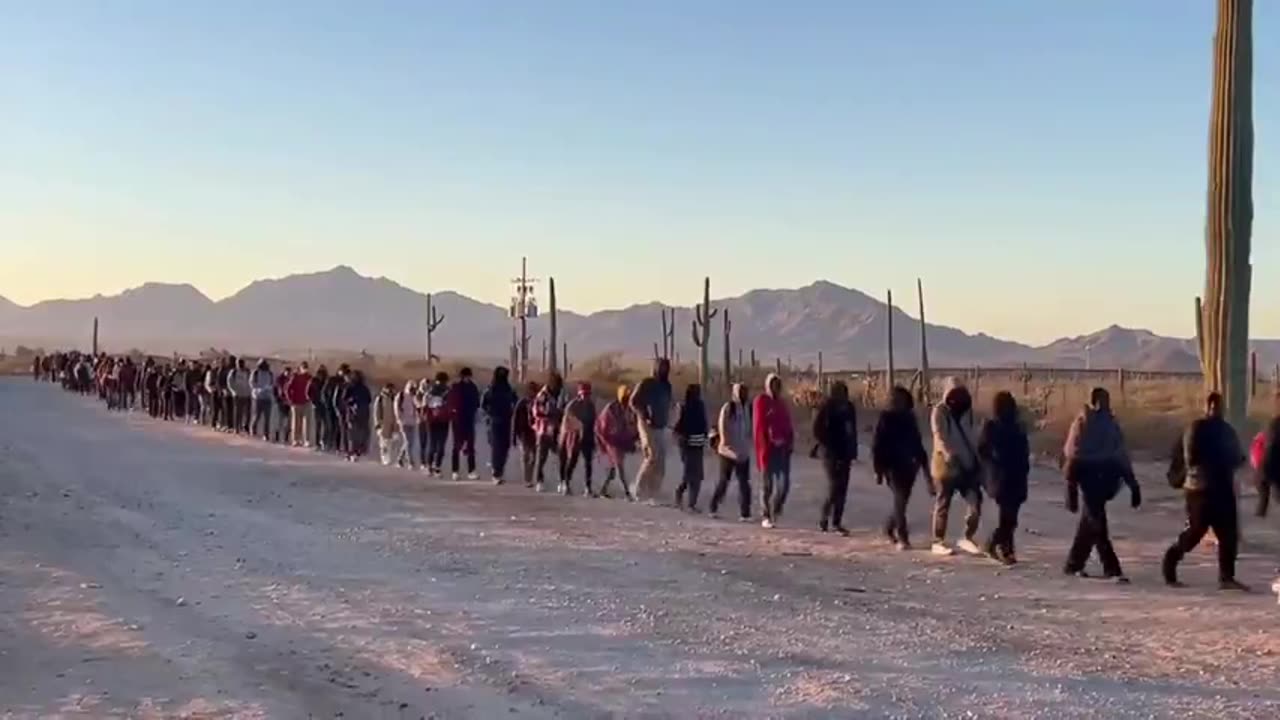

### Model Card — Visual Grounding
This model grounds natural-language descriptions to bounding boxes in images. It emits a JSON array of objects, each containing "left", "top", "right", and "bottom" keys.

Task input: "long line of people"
[{"left": 32, "top": 350, "right": 1280, "bottom": 593}]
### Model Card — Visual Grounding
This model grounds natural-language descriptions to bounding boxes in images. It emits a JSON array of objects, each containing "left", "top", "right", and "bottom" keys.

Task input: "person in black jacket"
[
  {"left": 813, "top": 381, "right": 858, "bottom": 535},
  {"left": 1254, "top": 404, "right": 1280, "bottom": 518},
  {"left": 872, "top": 386, "right": 930, "bottom": 550},
  {"left": 448, "top": 367, "right": 482, "bottom": 480},
  {"left": 672, "top": 383, "right": 709, "bottom": 512},
  {"left": 342, "top": 370, "right": 373, "bottom": 462},
  {"left": 309, "top": 366, "right": 330, "bottom": 450},
  {"left": 977, "top": 391, "right": 1029, "bottom": 565},
  {"left": 1162, "top": 392, "right": 1249, "bottom": 590},
  {"left": 481, "top": 366, "right": 517, "bottom": 484},
  {"left": 513, "top": 381, "right": 540, "bottom": 488},
  {"left": 324, "top": 366, "right": 347, "bottom": 453}
]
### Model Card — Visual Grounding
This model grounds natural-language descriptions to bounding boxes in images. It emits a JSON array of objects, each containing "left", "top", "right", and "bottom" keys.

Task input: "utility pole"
[{"left": 509, "top": 257, "right": 540, "bottom": 383}]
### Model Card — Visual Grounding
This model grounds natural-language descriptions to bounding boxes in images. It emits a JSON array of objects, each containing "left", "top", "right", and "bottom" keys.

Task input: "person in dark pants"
[
  {"left": 872, "top": 386, "right": 931, "bottom": 550},
  {"left": 673, "top": 383, "right": 709, "bottom": 512},
  {"left": 423, "top": 372, "right": 452, "bottom": 476},
  {"left": 328, "top": 366, "right": 350, "bottom": 454},
  {"left": 481, "top": 366, "right": 517, "bottom": 484},
  {"left": 560, "top": 382, "right": 598, "bottom": 496},
  {"left": 977, "top": 391, "right": 1030, "bottom": 565},
  {"left": 250, "top": 359, "right": 274, "bottom": 441},
  {"left": 1255, "top": 397, "right": 1280, "bottom": 518},
  {"left": 1162, "top": 392, "right": 1248, "bottom": 591},
  {"left": 929, "top": 378, "right": 983, "bottom": 556},
  {"left": 1061, "top": 387, "right": 1140, "bottom": 582},
  {"left": 532, "top": 373, "right": 566, "bottom": 491},
  {"left": 514, "top": 382, "right": 540, "bottom": 488},
  {"left": 753, "top": 373, "right": 794, "bottom": 529},
  {"left": 812, "top": 380, "right": 858, "bottom": 535},
  {"left": 597, "top": 384, "right": 640, "bottom": 500},
  {"left": 342, "top": 370, "right": 373, "bottom": 461},
  {"left": 447, "top": 367, "right": 482, "bottom": 480},
  {"left": 710, "top": 383, "right": 752, "bottom": 520}
]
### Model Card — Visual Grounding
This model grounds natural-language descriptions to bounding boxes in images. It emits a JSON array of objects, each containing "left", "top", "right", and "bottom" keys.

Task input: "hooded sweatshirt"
[
  {"left": 374, "top": 387, "right": 398, "bottom": 435},
  {"left": 228, "top": 364, "right": 252, "bottom": 398},
  {"left": 561, "top": 385, "right": 598, "bottom": 448},
  {"left": 596, "top": 386, "right": 639, "bottom": 454},
  {"left": 978, "top": 398, "right": 1030, "bottom": 505},
  {"left": 673, "top": 387, "right": 709, "bottom": 449},
  {"left": 812, "top": 383, "right": 858, "bottom": 462},
  {"left": 533, "top": 385, "right": 565, "bottom": 440},
  {"left": 250, "top": 363, "right": 274, "bottom": 401},
  {"left": 717, "top": 384, "right": 753, "bottom": 463},
  {"left": 395, "top": 382, "right": 419, "bottom": 428},
  {"left": 930, "top": 377, "right": 978, "bottom": 482},
  {"left": 752, "top": 373, "right": 794, "bottom": 470},
  {"left": 288, "top": 369, "right": 312, "bottom": 406},
  {"left": 1178, "top": 414, "right": 1244, "bottom": 493},
  {"left": 447, "top": 378, "right": 481, "bottom": 428},
  {"left": 872, "top": 392, "right": 929, "bottom": 479},
  {"left": 481, "top": 368, "right": 517, "bottom": 428}
]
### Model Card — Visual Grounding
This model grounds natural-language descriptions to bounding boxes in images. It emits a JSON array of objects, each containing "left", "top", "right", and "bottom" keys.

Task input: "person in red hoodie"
[
  {"left": 753, "top": 372, "right": 794, "bottom": 529},
  {"left": 286, "top": 362, "right": 314, "bottom": 448}
]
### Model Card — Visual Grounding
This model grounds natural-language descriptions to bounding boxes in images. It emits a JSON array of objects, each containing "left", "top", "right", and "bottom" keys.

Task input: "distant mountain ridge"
[{"left": 2, "top": 266, "right": 1276, "bottom": 371}]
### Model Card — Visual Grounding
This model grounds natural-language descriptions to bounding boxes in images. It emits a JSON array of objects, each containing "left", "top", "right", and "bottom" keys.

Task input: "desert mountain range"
[{"left": 2, "top": 266, "right": 1277, "bottom": 372}]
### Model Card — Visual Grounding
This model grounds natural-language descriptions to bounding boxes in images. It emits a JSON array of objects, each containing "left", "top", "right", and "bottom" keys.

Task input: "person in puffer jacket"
[
  {"left": 446, "top": 367, "right": 482, "bottom": 480},
  {"left": 396, "top": 380, "right": 420, "bottom": 470},
  {"left": 873, "top": 386, "right": 930, "bottom": 550},
  {"left": 422, "top": 372, "right": 452, "bottom": 476},
  {"left": 559, "top": 382, "right": 598, "bottom": 496},
  {"left": 596, "top": 384, "right": 640, "bottom": 500},
  {"left": 227, "top": 357, "right": 253, "bottom": 434},
  {"left": 1061, "top": 387, "right": 1139, "bottom": 581},
  {"left": 710, "top": 383, "right": 752, "bottom": 520},
  {"left": 929, "top": 377, "right": 982, "bottom": 556},
  {"left": 532, "top": 373, "right": 566, "bottom": 491},
  {"left": 977, "top": 391, "right": 1029, "bottom": 565},
  {"left": 373, "top": 382, "right": 400, "bottom": 466},
  {"left": 673, "top": 383, "right": 710, "bottom": 512},
  {"left": 342, "top": 370, "right": 372, "bottom": 461},
  {"left": 249, "top": 359, "right": 275, "bottom": 441},
  {"left": 812, "top": 380, "right": 858, "bottom": 535},
  {"left": 481, "top": 367, "right": 517, "bottom": 484},
  {"left": 753, "top": 373, "right": 794, "bottom": 529}
]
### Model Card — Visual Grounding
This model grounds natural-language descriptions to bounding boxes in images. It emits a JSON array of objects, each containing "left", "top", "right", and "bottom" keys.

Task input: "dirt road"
[{"left": 1, "top": 379, "right": 1279, "bottom": 719}]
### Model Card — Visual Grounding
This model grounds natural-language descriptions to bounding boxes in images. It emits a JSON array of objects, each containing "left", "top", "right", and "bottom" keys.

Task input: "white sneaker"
[
  {"left": 931, "top": 542, "right": 955, "bottom": 556},
  {"left": 451, "top": 472, "right": 459, "bottom": 481},
  {"left": 761, "top": 518, "right": 774, "bottom": 529},
  {"left": 1271, "top": 577, "right": 1280, "bottom": 604},
  {"left": 957, "top": 538, "right": 982, "bottom": 556},
  {"left": 467, "top": 472, "right": 479, "bottom": 480}
]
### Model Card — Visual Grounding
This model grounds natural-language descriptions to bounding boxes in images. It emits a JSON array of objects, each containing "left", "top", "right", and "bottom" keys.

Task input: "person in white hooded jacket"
[
  {"left": 249, "top": 359, "right": 275, "bottom": 441},
  {"left": 396, "top": 380, "right": 420, "bottom": 470},
  {"left": 710, "top": 383, "right": 753, "bottom": 520},
  {"left": 929, "top": 377, "right": 983, "bottom": 556},
  {"left": 227, "top": 357, "right": 253, "bottom": 434}
]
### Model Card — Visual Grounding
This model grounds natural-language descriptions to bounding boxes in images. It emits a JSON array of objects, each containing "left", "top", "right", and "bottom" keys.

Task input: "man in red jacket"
[
  {"left": 287, "top": 362, "right": 313, "bottom": 447},
  {"left": 753, "top": 373, "right": 794, "bottom": 529}
]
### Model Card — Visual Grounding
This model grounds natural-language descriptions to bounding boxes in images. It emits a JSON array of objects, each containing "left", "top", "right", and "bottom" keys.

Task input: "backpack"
[{"left": 1251, "top": 431, "right": 1266, "bottom": 471}]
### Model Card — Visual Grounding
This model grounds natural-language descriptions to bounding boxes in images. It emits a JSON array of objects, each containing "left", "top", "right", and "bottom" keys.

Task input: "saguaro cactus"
[
  {"left": 563, "top": 341, "right": 570, "bottom": 376},
  {"left": 916, "top": 279, "right": 931, "bottom": 404},
  {"left": 91, "top": 316, "right": 99, "bottom": 356},
  {"left": 548, "top": 278, "right": 559, "bottom": 374},
  {"left": 817, "top": 351, "right": 825, "bottom": 393},
  {"left": 690, "top": 277, "right": 718, "bottom": 386},
  {"left": 660, "top": 307, "right": 676, "bottom": 359},
  {"left": 885, "top": 290, "right": 896, "bottom": 390},
  {"left": 425, "top": 293, "right": 445, "bottom": 362},
  {"left": 1200, "top": 0, "right": 1254, "bottom": 428},
  {"left": 722, "top": 309, "right": 733, "bottom": 388}
]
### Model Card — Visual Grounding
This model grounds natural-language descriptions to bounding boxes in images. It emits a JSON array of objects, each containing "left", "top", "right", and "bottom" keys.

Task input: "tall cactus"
[
  {"left": 91, "top": 316, "right": 99, "bottom": 356},
  {"left": 885, "top": 289, "right": 896, "bottom": 391},
  {"left": 425, "top": 293, "right": 445, "bottom": 362},
  {"left": 690, "top": 277, "right": 718, "bottom": 386},
  {"left": 563, "top": 341, "right": 570, "bottom": 376},
  {"left": 547, "top": 277, "right": 559, "bottom": 375},
  {"left": 660, "top": 307, "right": 676, "bottom": 359},
  {"left": 722, "top": 309, "right": 733, "bottom": 388},
  {"left": 1200, "top": 0, "right": 1254, "bottom": 428},
  {"left": 916, "top": 278, "right": 931, "bottom": 404}
]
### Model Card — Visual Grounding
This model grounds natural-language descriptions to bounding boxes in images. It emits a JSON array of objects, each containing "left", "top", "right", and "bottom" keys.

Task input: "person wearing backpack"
[
  {"left": 873, "top": 386, "right": 931, "bottom": 551},
  {"left": 977, "top": 391, "right": 1030, "bottom": 565},
  {"left": 709, "top": 383, "right": 753, "bottom": 520},
  {"left": 423, "top": 372, "right": 452, "bottom": 476},
  {"left": 1061, "top": 387, "right": 1140, "bottom": 582},
  {"left": 812, "top": 380, "right": 858, "bottom": 535},
  {"left": 929, "top": 378, "right": 983, "bottom": 556},
  {"left": 1162, "top": 392, "right": 1248, "bottom": 591}
]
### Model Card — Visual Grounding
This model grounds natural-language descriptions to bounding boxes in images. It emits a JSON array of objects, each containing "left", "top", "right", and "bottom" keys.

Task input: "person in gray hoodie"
[
  {"left": 1061, "top": 387, "right": 1140, "bottom": 582},
  {"left": 249, "top": 359, "right": 275, "bottom": 441},
  {"left": 710, "top": 383, "right": 753, "bottom": 520},
  {"left": 228, "top": 357, "right": 253, "bottom": 434},
  {"left": 929, "top": 377, "right": 982, "bottom": 556}
]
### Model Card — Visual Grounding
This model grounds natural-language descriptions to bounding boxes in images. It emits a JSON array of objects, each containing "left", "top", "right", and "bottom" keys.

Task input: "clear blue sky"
[{"left": 1, "top": 1, "right": 1276, "bottom": 344}]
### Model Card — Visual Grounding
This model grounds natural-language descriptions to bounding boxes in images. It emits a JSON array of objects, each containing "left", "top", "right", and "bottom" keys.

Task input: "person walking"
[
  {"left": 753, "top": 373, "right": 794, "bottom": 529},
  {"left": 1162, "top": 392, "right": 1248, "bottom": 591},
  {"left": 673, "top": 383, "right": 710, "bottom": 512},
  {"left": 373, "top": 382, "right": 400, "bottom": 466},
  {"left": 812, "top": 380, "right": 858, "bottom": 535},
  {"left": 250, "top": 359, "right": 275, "bottom": 441},
  {"left": 288, "top": 362, "right": 313, "bottom": 447},
  {"left": 977, "top": 391, "right": 1030, "bottom": 565},
  {"left": 630, "top": 358, "right": 674, "bottom": 503},
  {"left": 1254, "top": 395, "right": 1280, "bottom": 518},
  {"left": 872, "top": 386, "right": 931, "bottom": 550},
  {"left": 514, "top": 381, "right": 540, "bottom": 488},
  {"left": 929, "top": 378, "right": 984, "bottom": 556},
  {"left": 596, "top": 384, "right": 640, "bottom": 500},
  {"left": 709, "top": 383, "right": 752, "bottom": 520},
  {"left": 273, "top": 366, "right": 292, "bottom": 443},
  {"left": 342, "top": 370, "right": 372, "bottom": 461},
  {"left": 481, "top": 367, "right": 517, "bottom": 484},
  {"left": 329, "top": 365, "right": 351, "bottom": 454},
  {"left": 560, "top": 382, "right": 598, "bottom": 496},
  {"left": 396, "top": 380, "right": 421, "bottom": 470},
  {"left": 229, "top": 357, "right": 253, "bottom": 434},
  {"left": 1061, "top": 387, "right": 1140, "bottom": 582},
  {"left": 447, "top": 368, "right": 482, "bottom": 480},
  {"left": 423, "top": 372, "right": 452, "bottom": 476},
  {"left": 532, "top": 373, "right": 566, "bottom": 491}
]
